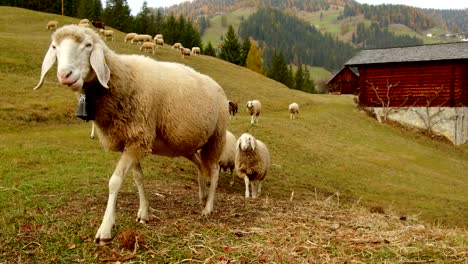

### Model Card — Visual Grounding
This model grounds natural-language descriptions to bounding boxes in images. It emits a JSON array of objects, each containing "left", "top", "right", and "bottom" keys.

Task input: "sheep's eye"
[
  {"left": 51, "top": 45, "right": 56, "bottom": 49},
  {"left": 85, "top": 43, "right": 92, "bottom": 48}
]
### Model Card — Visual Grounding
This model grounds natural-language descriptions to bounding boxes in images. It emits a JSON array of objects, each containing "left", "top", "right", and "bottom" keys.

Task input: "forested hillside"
[{"left": 239, "top": 7, "right": 355, "bottom": 72}]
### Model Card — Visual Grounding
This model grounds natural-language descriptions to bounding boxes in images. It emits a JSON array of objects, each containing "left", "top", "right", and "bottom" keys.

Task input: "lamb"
[
  {"left": 91, "top": 20, "right": 105, "bottom": 30},
  {"left": 172, "top": 42, "right": 182, "bottom": 50},
  {"left": 235, "top": 133, "right": 270, "bottom": 198},
  {"left": 246, "top": 100, "right": 261, "bottom": 125},
  {"left": 100, "top": 29, "right": 114, "bottom": 42},
  {"left": 78, "top": 19, "right": 90, "bottom": 27},
  {"left": 140, "top": 41, "right": 156, "bottom": 54},
  {"left": 219, "top": 130, "right": 237, "bottom": 186},
  {"left": 181, "top": 47, "right": 191, "bottom": 58},
  {"left": 288, "top": 102, "right": 299, "bottom": 119},
  {"left": 46, "top": 20, "right": 58, "bottom": 31},
  {"left": 191, "top": 47, "right": 201, "bottom": 56},
  {"left": 33, "top": 25, "right": 228, "bottom": 244},
  {"left": 228, "top": 100, "right": 238, "bottom": 120},
  {"left": 124, "top": 33, "right": 137, "bottom": 43}
]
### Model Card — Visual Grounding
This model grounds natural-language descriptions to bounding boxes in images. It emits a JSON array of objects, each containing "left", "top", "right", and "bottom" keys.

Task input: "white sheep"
[
  {"left": 155, "top": 38, "right": 164, "bottom": 47},
  {"left": 288, "top": 102, "right": 299, "bottom": 120},
  {"left": 154, "top": 34, "right": 163, "bottom": 40},
  {"left": 172, "top": 42, "right": 182, "bottom": 50},
  {"left": 235, "top": 133, "right": 270, "bottom": 198},
  {"left": 33, "top": 25, "right": 228, "bottom": 244},
  {"left": 100, "top": 29, "right": 114, "bottom": 42},
  {"left": 181, "top": 47, "right": 191, "bottom": 58},
  {"left": 191, "top": 47, "right": 201, "bottom": 56},
  {"left": 131, "top": 34, "right": 152, "bottom": 45},
  {"left": 78, "top": 19, "right": 90, "bottom": 27},
  {"left": 246, "top": 100, "right": 261, "bottom": 125},
  {"left": 219, "top": 130, "right": 237, "bottom": 186},
  {"left": 124, "top": 33, "right": 137, "bottom": 43},
  {"left": 46, "top": 20, "right": 58, "bottom": 31},
  {"left": 140, "top": 41, "right": 156, "bottom": 54}
]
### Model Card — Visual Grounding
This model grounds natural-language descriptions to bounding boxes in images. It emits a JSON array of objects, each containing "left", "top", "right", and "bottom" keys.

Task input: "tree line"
[{"left": 352, "top": 22, "right": 423, "bottom": 49}]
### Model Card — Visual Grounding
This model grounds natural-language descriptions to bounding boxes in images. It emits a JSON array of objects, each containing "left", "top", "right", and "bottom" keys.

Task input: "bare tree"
[
  {"left": 367, "top": 80, "right": 411, "bottom": 123},
  {"left": 412, "top": 86, "right": 450, "bottom": 135}
]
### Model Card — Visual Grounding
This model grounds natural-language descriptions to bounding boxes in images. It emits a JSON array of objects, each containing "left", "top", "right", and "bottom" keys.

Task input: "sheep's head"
[
  {"left": 33, "top": 25, "right": 110, "bottom": 91},
  {"left": 246, "top": 101, "right": 253, "bottom": 109},
  {"left": 237, "top": 133, "right": 256, "bottom": 151}
]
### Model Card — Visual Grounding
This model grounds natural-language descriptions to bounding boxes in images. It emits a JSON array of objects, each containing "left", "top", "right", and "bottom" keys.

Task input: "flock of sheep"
[{"left": 37, "top": 21, "right": 300, "bottom": 244}]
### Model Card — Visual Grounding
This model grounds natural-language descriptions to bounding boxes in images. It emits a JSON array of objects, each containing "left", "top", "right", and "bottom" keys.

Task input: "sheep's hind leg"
[
  {"left": 189, "top": 153, "right": 209, "bottom": 206},
  {"left": 133, "top": 162, "right": 148, "bottom": 224},
  {"left": 201, "top": 162, "right": 219, "bottom": 215},
  {"left": 95, "top": 152, "right": 137, "bottom": 245},
  {"left": 243, "top": 176, "right": 250, "bottom": 198}
]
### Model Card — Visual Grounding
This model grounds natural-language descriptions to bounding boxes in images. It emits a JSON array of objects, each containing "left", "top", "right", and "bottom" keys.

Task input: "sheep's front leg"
[
  {"left": 250, "top": 115, "right": 255, "bottom": 125},
  {"left": 133, "top": 162, "right": 148, "bottom": 223},
  {"left": 243, "top": 175, "right": 250, "bottom": 198},
  {"left": 202, "top": 163, "right": 219, "bottom": 215},
  {"left": 90, "top": 121, "right": 95, "bottom": 139},
  {"left": 95, "top": 152, "right": 136, "bottom": 245}
]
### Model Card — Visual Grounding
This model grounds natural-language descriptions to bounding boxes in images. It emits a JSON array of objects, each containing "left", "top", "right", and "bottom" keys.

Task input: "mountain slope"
[{"left": 0, "top": 6, "right": 467, "bottom": 262}]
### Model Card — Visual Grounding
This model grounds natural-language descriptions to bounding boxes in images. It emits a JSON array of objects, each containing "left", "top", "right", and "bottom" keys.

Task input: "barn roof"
[
  {"left": 345, "top": 42, "right": 468, "bottom": 66},
  {"left": 327, "top": 66, "right": 359, "bottom": 85}
]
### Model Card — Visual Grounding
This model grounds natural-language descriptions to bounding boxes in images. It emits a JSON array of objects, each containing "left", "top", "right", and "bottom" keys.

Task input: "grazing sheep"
[
  {"left": 235, "top": 133, "right": 270, "bottom": 198},
  {"left": 154, "top": 34, "right": 163, "bottom": 40},
  {"left": 140, "top": 41, "right": 156, "bottom": 54},
  {"left": 91, "top": 20, "right": 105, "bottom": 30},
  {"left": 33, "top": 25, "right": 228, "bottom": 244},
  {"left": 78, "top": 19, "right": 90, "bottom": 27},
  {"left": 131, "top": 34, "right": 152, "bottom": 44},
  {"left": 181, "top": 47, "right": 191, "bottom": 58},
  {"left": 191, "top": 47, "right": 201, "bottom": 56},
  {"left": 228, "top": 100, "right": 238, "bottom": 120},
  {"left": 100, "top": 29, "right": 114, "bottom": 42},
  {"left": 219, "top": 130, "right": 237, "bottom": 186},
  {"left": 155, "top": 38, "right": 164, "bottom": 47},
  {"left": 246, "top": 100, "right": 261, "bottom": 125},
  {"left": 172, "top": 42, "right": 182, "bottom": 50},
  {"left": 288, "top": 102, "right": 299, "bottom": 120},
  {"left": 46, "top": 20, "right": 58, "bottom": 31},
  {"left": 124, "top": 33, "right": 137, "bottom": 43}
]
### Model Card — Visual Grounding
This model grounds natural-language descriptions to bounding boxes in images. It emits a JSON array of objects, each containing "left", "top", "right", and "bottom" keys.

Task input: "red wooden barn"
[
  {"left": 326, "top": 66, "right": 360, "bottom": 95},
  {"left": 344, "top": 42, "right": 468, "bottom": 107}
]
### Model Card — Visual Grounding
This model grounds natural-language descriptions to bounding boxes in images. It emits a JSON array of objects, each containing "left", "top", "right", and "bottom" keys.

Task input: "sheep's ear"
[
  {"left": 33, "top": 45, "right": 57, "bottom": 90},
  {"left": 250, "top": 139, "right": 256, "bottom": 151},
  {"left": 90, "top": 43, "right": 110, "bottom": 89}
]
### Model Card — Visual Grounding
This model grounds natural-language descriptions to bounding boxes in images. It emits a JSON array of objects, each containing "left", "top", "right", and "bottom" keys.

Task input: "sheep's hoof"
[
  {"left": 94, "top": 237, "right": 112, "bottom": 245},
  {"left": 136, "top": 218, "right": 147, "bottom": 224},
  {"left": 90, "top": 136, "right": 95, "bottom": 139},
  {"left": 201, "top": 209, "right": 211, "bottom": 216}
]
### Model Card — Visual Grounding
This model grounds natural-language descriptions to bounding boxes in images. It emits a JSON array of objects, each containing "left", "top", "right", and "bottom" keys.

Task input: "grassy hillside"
[{"left": 0, "top": 7, "right": 467, "bottom": 263}]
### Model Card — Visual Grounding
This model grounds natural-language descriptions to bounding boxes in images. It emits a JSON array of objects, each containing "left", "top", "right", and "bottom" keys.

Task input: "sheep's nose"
[{"left": 57, "top": 66, "right": 75, "bottom": 84}]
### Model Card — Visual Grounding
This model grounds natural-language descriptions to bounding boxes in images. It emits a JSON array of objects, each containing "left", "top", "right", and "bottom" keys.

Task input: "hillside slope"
[{"left": 0, "top": 7, "right": 467, "bottom": 263}]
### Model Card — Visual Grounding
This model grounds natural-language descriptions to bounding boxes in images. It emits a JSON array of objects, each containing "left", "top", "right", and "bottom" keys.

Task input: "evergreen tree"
[
  {"left": 240, "top": 37, "right": 251, "bottom": 66},
  {"left": 91, "top": 0, "right": 103, "bottom": 21},
  {"left": 267, "top": 51, "right": 289, "bottom": 86},
  {"left": 134, "top": 1, "right": 152, "bottom": 34},
  {"left": 77, "top": 0, "right": 94, "bottom": 19},
  {"left": 303, "top": 66, "right": 316, "bottom": 93},
  {"left": 183, "top": 20, "right": 203, "bottom": 51},
  {"left": 154, "top": 9, "right": 164, "bottom": 34},
  {"left": 286, "top": 64, "right": 294, "bottom": 89},
  {"left": 102, "top": 0, "right": 132, "bottom": 32},
  {"left": 204, "top": 41, "right": 216, "bottom": 57},
  {"left": 294, "top": 63, "right": 304, "bottom": 91},
  {"left": 219, "top": 25, "right": 242, "bottom": 65},
  {"left": 246, "top": 42, "right": 263, "bottom": 74}
]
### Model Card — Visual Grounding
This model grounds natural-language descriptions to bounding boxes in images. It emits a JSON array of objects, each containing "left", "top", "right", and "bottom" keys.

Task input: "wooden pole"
[{"left": 61, "top": 0, "right": 64, "bottom": 16}]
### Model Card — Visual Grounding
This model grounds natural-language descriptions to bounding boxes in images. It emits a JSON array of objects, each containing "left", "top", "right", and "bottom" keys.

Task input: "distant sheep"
[
  {"left": 154, "top": 34, "right": 163, "bottom": 40},
  {"left": 172, "top": 42, "right": 182, "bottom": 50},
  {"left": 288, "top": 102, "right": 299, "bottom": 119},
  {"left": 33, "top": 25, "right": 228, "bottom": 244},
  {"left": 246, "top": 100, "right": 261, "bottom": 125},
  {"left": 228, "top": 100, "right": 238, "bottom": 120},
  {"left": 155, "top": 38, "right": 164, "bottom": 47},
  {"left": 235, "top": 133, "right": 270, "bottom": 198},
  {"left": 46, "top": 20, "right": 58, "bottom": 31},
  {"left": 78, "top": 19, "right": 90, "bottom": 27},
  {"left": 132, "top": 34, "right": 152, "bottom": 44},
  {"left": 140, "top": 41, "right": 156, "bottom": 54},
  {"left": 124, "top": 33, "right": 137, "bottom": 43},
  {"left": 100, "top": 29, "right": 114, "bottom": 42},
  {"left": 91, "top": 20, "right": 105, "bottom": 30},
  {"left": 191, "top": 47, "right": 201, "bottom": 56},
  {"left": 181, "top": 47, "right": 191, "bottom": 58},
  {"left": 219, "top": 130, "right": 237, "bottom": 186}
]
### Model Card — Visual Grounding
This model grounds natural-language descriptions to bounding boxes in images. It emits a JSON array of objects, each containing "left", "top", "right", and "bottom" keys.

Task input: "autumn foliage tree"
[{"left": 246, "top": 42, "right": 264, "bottom": 74}]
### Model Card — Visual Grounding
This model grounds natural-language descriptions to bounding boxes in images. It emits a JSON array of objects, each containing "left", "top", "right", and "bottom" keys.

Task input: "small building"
[
  {"left": 326, "top": 66, "right": 360, "bottom": 95},
  {"left": 344, "top": 42, "right": 468, "bottom": 145}
]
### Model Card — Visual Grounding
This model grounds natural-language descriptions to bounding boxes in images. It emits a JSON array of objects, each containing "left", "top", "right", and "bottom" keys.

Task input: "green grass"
[{"left": 0, "top": 7, "right": 467, "bottom": 263}]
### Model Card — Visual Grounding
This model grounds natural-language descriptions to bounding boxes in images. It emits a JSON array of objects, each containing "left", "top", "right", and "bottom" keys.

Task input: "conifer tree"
[
  {"left": 286, "top": 64, "right": 294, "bottom": 89},
  {"left": 294, "top": 63, "right": 304, "bottom": 91},
  {"left": 267, "top": 51, "right": 289, "bottom": 86},
  {"left": 204, "top": 41, "right": 216, "bottom": 57},
  {"left": 102, "top": 0, "right": 132, "bottom": 32},
  {"left": 77, "top": 0, "right": 94, "bottom": 19},
  {"left": 219, "top": 25, "right": 242, "bottom": 65},
  {"left": 240, "top": 37, "right": 251, "bottom": 66},
  {"left": 303, "top": 65, "right": 316, "bottom": 93},
  {"left": 246, "top": 42, "right": 263, "bottom": 74}
]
